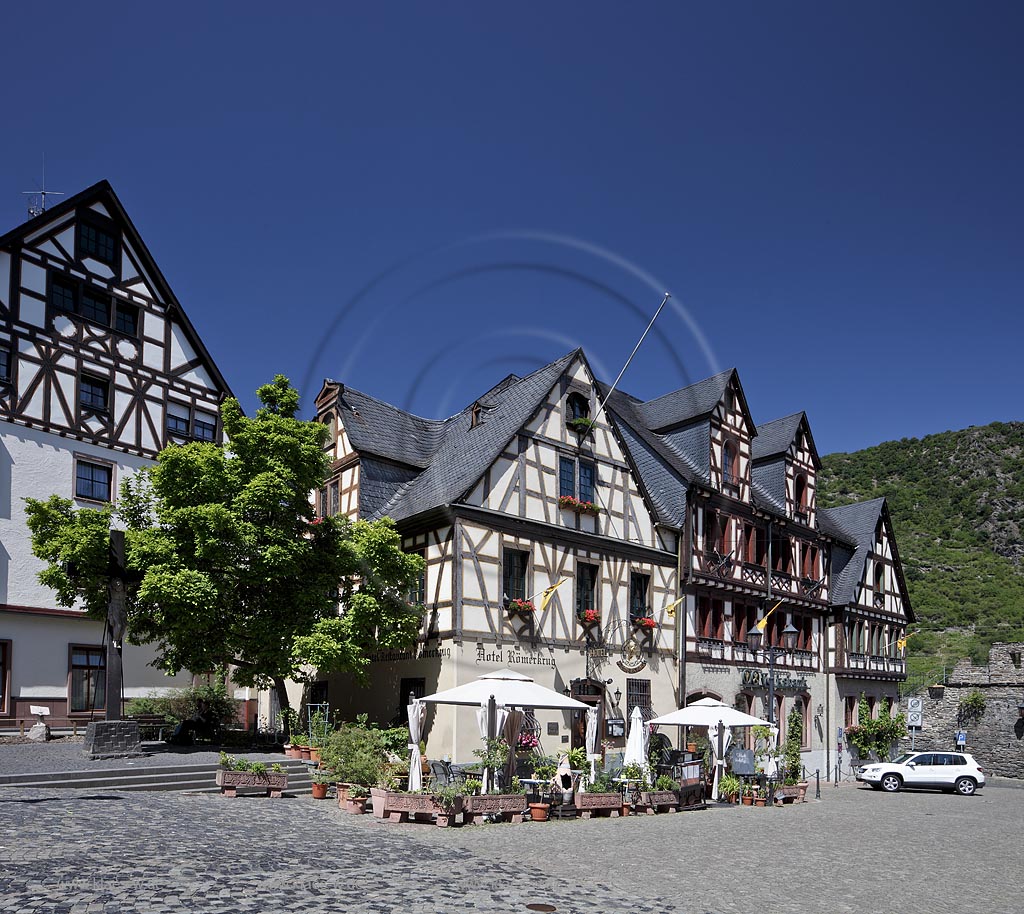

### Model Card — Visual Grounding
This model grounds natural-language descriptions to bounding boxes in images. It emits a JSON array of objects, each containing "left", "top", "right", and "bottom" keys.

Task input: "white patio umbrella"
[
  {"left": 648, "top": 697, "right": 770, "bottom": 729},
  {"left": 406, "top": 699, "right": 426, "bottom": 792},
  {"left": 421, "top": 670, "right": 589, "bottom": 791},
  {"left": 649, "top": 698, "right": 769, "bottom": 801},
  {"left": 623, "top": 705, "right": 649, "bottom": 773}
]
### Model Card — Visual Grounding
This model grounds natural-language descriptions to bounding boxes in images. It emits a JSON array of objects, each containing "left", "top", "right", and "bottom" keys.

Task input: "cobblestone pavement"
[{"left": 1, "top": 783, "right": 1020, "bottom": 914}]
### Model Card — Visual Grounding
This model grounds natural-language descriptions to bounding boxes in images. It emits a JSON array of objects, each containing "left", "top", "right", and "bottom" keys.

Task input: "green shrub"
[
  {"left": 125, "top": 682, "right": 237, "bottom": 729},
  {"left": 655, "top": 774, "right": 679, "bottom": 792},
  {"left": 319, "top": 722, "right": 387, "bottom": 787}
]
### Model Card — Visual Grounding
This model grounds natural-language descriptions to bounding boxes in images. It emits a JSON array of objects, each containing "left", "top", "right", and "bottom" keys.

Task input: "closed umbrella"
[
  {"left": 623, "top": 705, "right": 650, "bottom": 776},
  {"left": 407, "top": 699, "right": 426, "bottom": 792},
  {"left": 708, "top": 720, "right": 732, "bottom": 801},
  {"left": 585, "top": 707, "right": 600, "bottom": 784}
]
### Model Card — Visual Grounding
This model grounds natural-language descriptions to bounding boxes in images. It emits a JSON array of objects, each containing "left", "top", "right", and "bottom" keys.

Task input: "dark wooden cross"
[{"left": 105, "top": 530, "right": 128, "bottom": 721}]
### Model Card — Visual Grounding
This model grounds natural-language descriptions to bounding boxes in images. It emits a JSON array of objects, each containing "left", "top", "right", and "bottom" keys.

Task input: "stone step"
[{"left": 0, "top": 760, "right": 313, "bottom": 793}]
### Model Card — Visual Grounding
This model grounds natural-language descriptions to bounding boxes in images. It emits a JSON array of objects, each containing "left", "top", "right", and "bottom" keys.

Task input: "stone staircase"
[{"left": 0, "top": 758, "right": 313, "bottom": 794}]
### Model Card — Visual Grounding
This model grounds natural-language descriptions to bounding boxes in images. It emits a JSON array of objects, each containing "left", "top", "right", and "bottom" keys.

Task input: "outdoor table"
[{"left": 613, "top": 776, "right": 645, "bottom": 804}]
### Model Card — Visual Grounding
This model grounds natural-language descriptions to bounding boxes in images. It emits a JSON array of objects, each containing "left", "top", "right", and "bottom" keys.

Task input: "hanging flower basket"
[
  {"left": 506, "top": 598, "right": 535, "bottom": 614},
  {"left": 558, "top": 495, "right": 602, "bottom": 516},
  {"left": 567, "top": 417, "right": 596, "bottom": 435}
]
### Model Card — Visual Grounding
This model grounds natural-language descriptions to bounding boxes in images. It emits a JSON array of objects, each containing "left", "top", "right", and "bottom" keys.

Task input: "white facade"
[{"left": 0, "top": 182, "right": 230, "bottom": 724}]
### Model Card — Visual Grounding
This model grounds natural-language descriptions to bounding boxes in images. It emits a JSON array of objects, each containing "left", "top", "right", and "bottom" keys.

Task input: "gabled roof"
[
  {"left": 371, "top": 351, "right": 578, "bottom": 522},
  {"left": 334, "top": 386, "right": 445, "bottom": 469},
  {"left": 817, "top": 497, "right": 916, "bottom": 618},
  {"left": 752, "top": 412, "right": 821, "bottom": 468},
  {"left": 637, "top": 368, "right": 754, "bottom": 432},
  {"left": 0, "top": 180, "right": 231, "bottom": 397}
]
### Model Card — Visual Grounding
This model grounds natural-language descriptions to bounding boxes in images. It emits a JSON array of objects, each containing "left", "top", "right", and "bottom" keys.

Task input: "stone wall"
[{"left": 911, "top": 642, "right": 1024, "bottom": 778}]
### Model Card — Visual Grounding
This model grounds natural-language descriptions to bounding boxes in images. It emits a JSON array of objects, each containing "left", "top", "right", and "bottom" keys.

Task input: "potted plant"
[
  {"left": 741, "top": 783, "right": 754, "bottom": 806},
  {"left": 506, "top": 598, "right": 535, "bottom": 614},
  {"left": 566, "top": 416, "right": 595, "bottom": 436},
  {"left": 634, "top": 616, "right": 657, "bottom": 631},
  {"left": 528, "top": 758, "right": 557, "bottom": 821},
  {"left": 718, "top": 773, "right": 741, "bottom": 804},
  {"left": 310, "top": 768, "right": 332, "bottom": 800},
  {"left": 431, "top": 784, "right": 465, "bottom": 828},
  {"left": 345, "top": 784, "right": 369, "bottom": 814}
]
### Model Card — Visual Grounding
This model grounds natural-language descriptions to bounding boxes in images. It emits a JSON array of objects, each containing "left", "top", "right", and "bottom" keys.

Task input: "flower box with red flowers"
[
  {"left": 634, "top": 617, "right": 657, "bottom": 631},
  {"left": 558, "top": 495, "right": 602, "bottom": 516},
  {"left": 579, "top": 608, "right": 600, "bottom": 626},
  {"left": 506, "top": 598, "right": 535, "bottom": 614}
]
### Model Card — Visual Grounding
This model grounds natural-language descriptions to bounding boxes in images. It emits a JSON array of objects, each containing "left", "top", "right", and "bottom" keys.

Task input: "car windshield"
[{"left": 892, "top": 753, "right": 916, "bottom": 764}]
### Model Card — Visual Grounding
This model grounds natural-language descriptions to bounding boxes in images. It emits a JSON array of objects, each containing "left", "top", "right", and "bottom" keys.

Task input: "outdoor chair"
[{"left": 428, "top": 760, "right": 457, "bottom": 788}]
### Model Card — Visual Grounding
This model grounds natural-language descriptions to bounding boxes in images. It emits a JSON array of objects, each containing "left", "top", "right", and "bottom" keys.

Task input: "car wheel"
[
  {"left": 954, "top": 777, "right": 976, "bottom": 796},
  {"left": 880, "top": 774, "right": 902, "bottom": 792}
]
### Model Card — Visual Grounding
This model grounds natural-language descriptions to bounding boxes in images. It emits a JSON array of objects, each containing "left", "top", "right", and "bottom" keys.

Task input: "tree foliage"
[{"left": 25, "top": 376, "right": 425, "bottom": 709}]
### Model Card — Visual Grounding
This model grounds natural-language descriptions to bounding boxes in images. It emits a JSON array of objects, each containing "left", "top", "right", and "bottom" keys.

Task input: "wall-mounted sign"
[
  {"left": 740, "top": 669, "right": 808, "bottom": 691},
  {"left": 547, "top": 722, "right": 559, "bottom": 736},
  {"left": 369, "top": 646, "right": 452, "bottom": 663},
  {"left": 605, "top": 718, "right": 626, "bottom": 739},
  {"left": 476, "top": 646, "right": 556, "bottom": 668},
  {"left": 616, "top": 636, "right": 648, "bottom": 674}
]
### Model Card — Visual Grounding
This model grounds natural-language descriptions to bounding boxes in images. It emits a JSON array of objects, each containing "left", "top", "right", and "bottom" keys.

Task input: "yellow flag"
[
  {"left": 896, "top": 638, "right": 907, "bottom": 651},
  {"left": 756, "top": 598, "right": 784, "bottom": 632},
  {"left": 664, "top": 596, "right": 684, "bottom": 618},
  {"left": 539, "top": 578, "right": 569, "bottom": 612}
]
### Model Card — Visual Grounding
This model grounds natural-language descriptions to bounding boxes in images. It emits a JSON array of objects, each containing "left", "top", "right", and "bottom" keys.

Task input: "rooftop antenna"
[{"left": 22, "top": 155, "right": 64, "bottom": 217}]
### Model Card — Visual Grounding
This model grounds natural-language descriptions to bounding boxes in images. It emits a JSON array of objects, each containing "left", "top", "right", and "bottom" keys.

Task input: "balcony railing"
[
  {"left": 837, "top": 651, "right": 905, "bottom": 677},
  {"left": 741, "top": 563, "right": 766, "bottom": 587},
  {"left": 700, "top": 550, "right": 734, "bottom": 578},
  {"left": 696, "top": 637, "right": 727, "bottom": 658},
  {"left": 770, "top": 570, "right": 794, "bottom": 593}
]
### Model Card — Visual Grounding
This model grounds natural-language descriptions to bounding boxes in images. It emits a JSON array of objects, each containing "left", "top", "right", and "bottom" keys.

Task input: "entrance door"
[{"left": 569, "top": 679, "right": 604, "bottom": 752}]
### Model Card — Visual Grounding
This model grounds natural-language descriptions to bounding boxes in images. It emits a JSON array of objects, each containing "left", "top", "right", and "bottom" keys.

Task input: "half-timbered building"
[
  {"left": 310, "top": 351, "right": 914, "bottom": 774},
  {"left": 0, "top": 181, "right": 231, "bottom": 725}
]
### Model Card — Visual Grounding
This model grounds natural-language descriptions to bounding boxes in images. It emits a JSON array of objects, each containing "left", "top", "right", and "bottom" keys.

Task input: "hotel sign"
[{"left": 740, "top": 669, "right": 808, "bottom": 692}]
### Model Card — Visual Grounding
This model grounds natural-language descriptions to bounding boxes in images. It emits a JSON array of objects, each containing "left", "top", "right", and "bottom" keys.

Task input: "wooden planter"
[
  {"left": 574, "top": 791, "right": 622, "bottom": 819},
  {"left": 676, "top": 777, "right": 705, "bottom": 808},
  {"left": 463, "top": 793, "right": 527, "bottom": 825},
  {"left": 369, "top": 788, "right": 464, "bottom": 827},
  {"left": 215, "top": 769, "right": 288, "bottom": 798},
  {"left": 638, "top": 790, "right": 679, "bottom": 814}
]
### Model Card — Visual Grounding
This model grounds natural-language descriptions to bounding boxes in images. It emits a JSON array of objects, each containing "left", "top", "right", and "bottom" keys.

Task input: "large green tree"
[{"left": 26, "top": 376, "right": 424, "bottom": 720}]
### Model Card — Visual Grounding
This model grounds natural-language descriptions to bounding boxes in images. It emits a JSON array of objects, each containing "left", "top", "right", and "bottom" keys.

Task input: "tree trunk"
[{"left": 273, "top": 677, "right": 292, "bottom": 738}]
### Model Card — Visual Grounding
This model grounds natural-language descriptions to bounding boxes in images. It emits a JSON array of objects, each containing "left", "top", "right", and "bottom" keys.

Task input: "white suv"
[{"left": 856, "top": 751, "right": 985, "bottom": 795}]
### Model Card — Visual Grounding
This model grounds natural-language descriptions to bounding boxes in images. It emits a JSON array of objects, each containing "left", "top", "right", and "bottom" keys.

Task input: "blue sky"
[{"left": 2, "top": 2, "right": 1021, "bottom": 455}]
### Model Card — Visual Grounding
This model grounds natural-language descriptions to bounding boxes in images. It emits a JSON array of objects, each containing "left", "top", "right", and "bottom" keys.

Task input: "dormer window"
[
  {"left": 567, "top": 392, "right": 589, "bottom": 421},
  {"left": 470, "top": 401, "right": 483, "bottom": 428}
]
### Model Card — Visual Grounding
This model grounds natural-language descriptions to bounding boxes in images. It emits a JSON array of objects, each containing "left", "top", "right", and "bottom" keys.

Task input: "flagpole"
[{"left": 591, "top": 292, "right": 671, "bottom": 430}]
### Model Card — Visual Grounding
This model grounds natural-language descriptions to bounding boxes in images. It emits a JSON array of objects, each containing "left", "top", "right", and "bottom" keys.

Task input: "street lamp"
[{"left": 746, "top": 620, "right": 799, "bottom": 727}]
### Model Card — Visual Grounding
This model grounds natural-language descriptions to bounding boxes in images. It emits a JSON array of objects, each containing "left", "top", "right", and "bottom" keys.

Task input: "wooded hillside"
[{"left": 818, "top": 421, "right": 1024, "bottom": 681}]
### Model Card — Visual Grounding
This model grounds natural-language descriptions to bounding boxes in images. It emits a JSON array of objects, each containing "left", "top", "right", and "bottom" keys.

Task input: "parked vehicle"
[{"left": 856, "top": 752, "right": 985, "bottom": 795}]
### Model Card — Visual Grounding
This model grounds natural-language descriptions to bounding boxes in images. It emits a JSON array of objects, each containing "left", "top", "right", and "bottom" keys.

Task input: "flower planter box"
[
  {"left": 574, "top": 791, "right": 622, "bottom": 819},
  {"left": 637, "top": 790, "right": 679, "bottom": 814},
  {"left": 215, "top": 769, "right": 288, "bottom": 799},
  {"left": 369, "top": 788, "right": 464, "bottom": 827},
  {"left": 463, "top": 793, "right": 527, "bottom": 825}
]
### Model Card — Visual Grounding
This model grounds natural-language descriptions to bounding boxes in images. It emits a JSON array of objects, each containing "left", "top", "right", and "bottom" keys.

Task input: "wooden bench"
[{"left": 127, "top": 714, "right": 170, "bottom": 741}]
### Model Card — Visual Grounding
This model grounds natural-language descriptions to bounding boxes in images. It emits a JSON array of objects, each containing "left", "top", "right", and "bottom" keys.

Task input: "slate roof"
[
  {"left": 817, "top": 498, "right": 886, "bottom": 605},
  {"left": 370, "top": 351, "right": 578, "bottom": 522},
  {"left": 752, "top": 411, "right": 821, "bottom": 468},
  {"left": 752, "top": 413, "right": 804, "bottom": 461},
  {"left": 637, "top": 368, "right": 737, "bottom": 431},
  {"left": 335, "top": 387, "right": 445, "bottom": 469}
]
